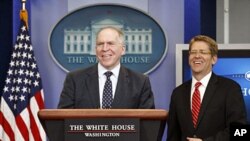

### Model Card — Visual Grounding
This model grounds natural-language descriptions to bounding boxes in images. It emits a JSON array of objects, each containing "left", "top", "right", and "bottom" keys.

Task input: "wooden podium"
[{"left": 38, "top": 109, "right": 168, "bottom": 141}]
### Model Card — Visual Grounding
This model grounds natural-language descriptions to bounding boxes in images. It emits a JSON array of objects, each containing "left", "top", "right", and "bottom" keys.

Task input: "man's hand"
[{"left": 187, "top": 137, "right": 202, "bottom": 141}]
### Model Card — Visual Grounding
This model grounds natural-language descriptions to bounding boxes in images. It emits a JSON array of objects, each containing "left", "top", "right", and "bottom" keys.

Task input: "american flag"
[{"left": 0, "top": 20, "right": 46, "bottom": 141}]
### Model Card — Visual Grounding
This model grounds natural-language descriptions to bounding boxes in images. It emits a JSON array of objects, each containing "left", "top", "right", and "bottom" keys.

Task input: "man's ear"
[{"left": 212, "top": 55, "right": 218, "bottom": 65}]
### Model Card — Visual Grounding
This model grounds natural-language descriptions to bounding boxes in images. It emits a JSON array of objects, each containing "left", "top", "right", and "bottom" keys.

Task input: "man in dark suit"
[
  {"left": 167, "top": 35, "right": 247, "bottom": 141},
  {"left": 58, "top": 26, "right": 154, "bottom": 109}
]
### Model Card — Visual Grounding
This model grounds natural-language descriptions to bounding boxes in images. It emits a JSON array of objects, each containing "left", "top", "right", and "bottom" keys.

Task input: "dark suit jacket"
[
  {"left": 57, "top": 64, "right": 155, "bottom": 109},
  {"left": 167, "top": 73, "right": 247, "bottom": 141}
]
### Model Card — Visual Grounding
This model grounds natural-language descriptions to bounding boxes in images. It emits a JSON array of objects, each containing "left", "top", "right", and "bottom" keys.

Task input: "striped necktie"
[{"left": 192, "top": 82, "right": 202, "bottom": 128}]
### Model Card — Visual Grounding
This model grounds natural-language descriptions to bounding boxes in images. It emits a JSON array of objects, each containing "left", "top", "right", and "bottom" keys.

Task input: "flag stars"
[
  {"left": 19, "top": 34, "right": 24, "bottom": 41},
  {"left": 3, "top": 86, "right": 9, "bottom": 92},
  {"left": 29, "top": 71, "right": 34, "bottom": 77},
  {"left": 18, "top": 42, "right": 23, "bottom": 49},
  {"left": 12, "top": 53, "right": 17, "bottom": 58},
  {"left": 20, "top": 95, "right": 25, "bottom": 101},
  {"left": 24, "top": 78, "right": 29, "bottom": 84},
  {"left": 15, "top": 86, "right": 20, "bottom": 92},
  {"left": 17, "top": 52, "right": 21, "bottom": 58},
  {"left": 21, "top": 25, "right": 26, "bottom": 32},
  {"left": 31, "top": 63, "right": 37, "bottom": 69},
  {"left": 8, "top": 94, "right": 14, "bottom": 101},
  {"left": 18, "top": 69, "right": 24, "bottom": 75},
  {"left": 25, "top": 70, "right": 29, "bottom": 76},
  {"left": 11, "top": 87, "right": 15, "bottom": 92},
  {"left": 20, "top": 61, "right": 26, "bottom": 67},
  {"left": 27, "top": 62, "right": 30, "bottom": 67},
  {"left": 5, "top": 78, "right": 11, "bottom": 84},
  {"left": 33, "top": 81, "right": 39, "bottom": 87},
  {"left": 25, "top": 35, "right": 30, "bottom": 41},
  {"left": 14, "top": 44, "right": 19, "bottom": 49},
  {"left": 17, "top": 78, "right": 22, "bottom": 84},
  {"left": 22, "top": 52, "right": 27, "bottom": 58},
  {"left": 10, "top": 61, "right": 15, "bottom": 67},
  {"left": 14, "top": 71, "right": 18, "bottom": 75},
  {"left": 22, "top": 87, "right": 28, "bottom": 93},
  {"left": 24, "top": 43, "right": 28, "bottom": 50},
  {"left": 14, "top": 95, "right": 18, "bottom": 101},
  {"left": 7, "top": 69, "right": 13, "bottom": 75},
  {"left": 16, "top": 61, "right": 20, "bottom": 66},
  {"left": 29, "top": 45, "right": 33, "bottom": 51},
  {"left": 14, "top": 70, "right": 18, "bottom": 75},
  {"left": 28, "top": 54, "right": 32, "bottom": 59},
  {"left": 36, "top": 73, "right": 40, "bottom": 78},
  {"left": 13, "top": 78, "right": 16, "bottom": 84}
]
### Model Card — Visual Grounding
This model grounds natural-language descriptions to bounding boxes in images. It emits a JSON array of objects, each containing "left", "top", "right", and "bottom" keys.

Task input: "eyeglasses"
[
  {"left": 189, "top": 50, "right": 211, "bottom": 56},
  {"left": 96, "top": 42, "right": 117, "bottom": 48}
]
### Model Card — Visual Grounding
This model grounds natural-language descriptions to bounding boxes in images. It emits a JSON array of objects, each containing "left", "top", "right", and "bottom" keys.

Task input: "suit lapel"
[
  {"left": 183, "top": 81, "right": 196, "bottom": 130},
  {"left": 85, "top": 65, "right": 100, "bottom": 108},
  {"left": 196, "top": 73, "right": 218, "bottom": 127},
  {"left": 112, "top": 66, "right": 128, "bottom": 108}
]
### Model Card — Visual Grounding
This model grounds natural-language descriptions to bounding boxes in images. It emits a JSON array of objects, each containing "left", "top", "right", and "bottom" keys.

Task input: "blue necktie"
[{"left": 102, "top": 71, "right": 113, "bottom": 109}]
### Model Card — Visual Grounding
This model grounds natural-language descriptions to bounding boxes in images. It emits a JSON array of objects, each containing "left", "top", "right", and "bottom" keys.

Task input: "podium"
[{"left": 38, "top": 109, "right": 168, "bottom": 141}]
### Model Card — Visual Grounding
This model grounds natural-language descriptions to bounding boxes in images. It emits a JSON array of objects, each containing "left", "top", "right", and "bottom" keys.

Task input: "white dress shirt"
[
  {"left": 98, "top": 63, "right": 120, "bottom": 108},
  {"left": 190, "top": 71, "right": 212, "bottom": 108}
]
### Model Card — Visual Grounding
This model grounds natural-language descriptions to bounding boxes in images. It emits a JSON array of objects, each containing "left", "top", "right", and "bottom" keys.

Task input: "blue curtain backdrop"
[
  {"left": 184, "top": 0, "right": 216, "bottom": 43},
  {"left": 0, "top": 0, "right": 12, "bottom": 96}
]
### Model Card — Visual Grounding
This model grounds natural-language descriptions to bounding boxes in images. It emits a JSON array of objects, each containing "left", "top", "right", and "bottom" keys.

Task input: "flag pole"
[
  {"left": 20, "top": 0, "right": 28, "bottom": 28},
  {"left": 21, "top": 0, "right": 26, "bottom": 10}
]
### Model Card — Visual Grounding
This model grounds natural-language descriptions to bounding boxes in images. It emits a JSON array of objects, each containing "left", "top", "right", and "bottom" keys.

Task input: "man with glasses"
[
  {"left": 58, "top": 26, "right": 155, "bottom": 109},
  {"left": 167, "top": 35, "right": 247, "bottom": 141}
]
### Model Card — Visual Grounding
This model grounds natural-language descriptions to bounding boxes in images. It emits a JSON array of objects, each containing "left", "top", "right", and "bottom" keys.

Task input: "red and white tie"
[{"left": 192, "top": 82, "right": 202, "bottom": 128}]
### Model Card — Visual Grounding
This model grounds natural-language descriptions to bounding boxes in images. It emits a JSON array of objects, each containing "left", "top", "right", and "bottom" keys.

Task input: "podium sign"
[
  {"left": 65, "top": 118, "right": 139, "bottom": 141},
  {"left": 38, "top": 109, "right": 167, "bottom": 141}
]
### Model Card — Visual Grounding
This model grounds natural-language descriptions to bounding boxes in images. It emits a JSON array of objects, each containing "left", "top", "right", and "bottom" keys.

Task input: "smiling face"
[
  {"left": 95, "top": 27, "right": 125, "bottom": 70},
  {"left": 189, "top": 41, "right": 217, "bottom": 80}
]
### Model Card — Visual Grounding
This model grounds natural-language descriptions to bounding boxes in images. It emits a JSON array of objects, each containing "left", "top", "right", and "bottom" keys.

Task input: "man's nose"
[{"left": 102, "top": 43, "right": 110, "bottom": 50}]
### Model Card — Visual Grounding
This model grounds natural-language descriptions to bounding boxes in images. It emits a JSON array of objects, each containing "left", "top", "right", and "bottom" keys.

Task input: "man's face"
[
  {"left": 96, "top": 28, "right": 125, "bottom": 70},
  {"left": 189, "top": 41, "right": 217, "bottom": 78}
]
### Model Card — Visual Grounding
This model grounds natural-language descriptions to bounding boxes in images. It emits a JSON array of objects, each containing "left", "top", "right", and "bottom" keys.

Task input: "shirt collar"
[
  {"left": 192, "top": 71, "right": 212, "bottom": 88},
  {"left": 98, "top": 63, "right": 120, "bottom": 78}
]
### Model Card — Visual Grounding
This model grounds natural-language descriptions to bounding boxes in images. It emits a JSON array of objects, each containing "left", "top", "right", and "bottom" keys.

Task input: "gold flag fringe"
[{"left": 20, "top": 10, "right": 28, "bottom": 28}]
